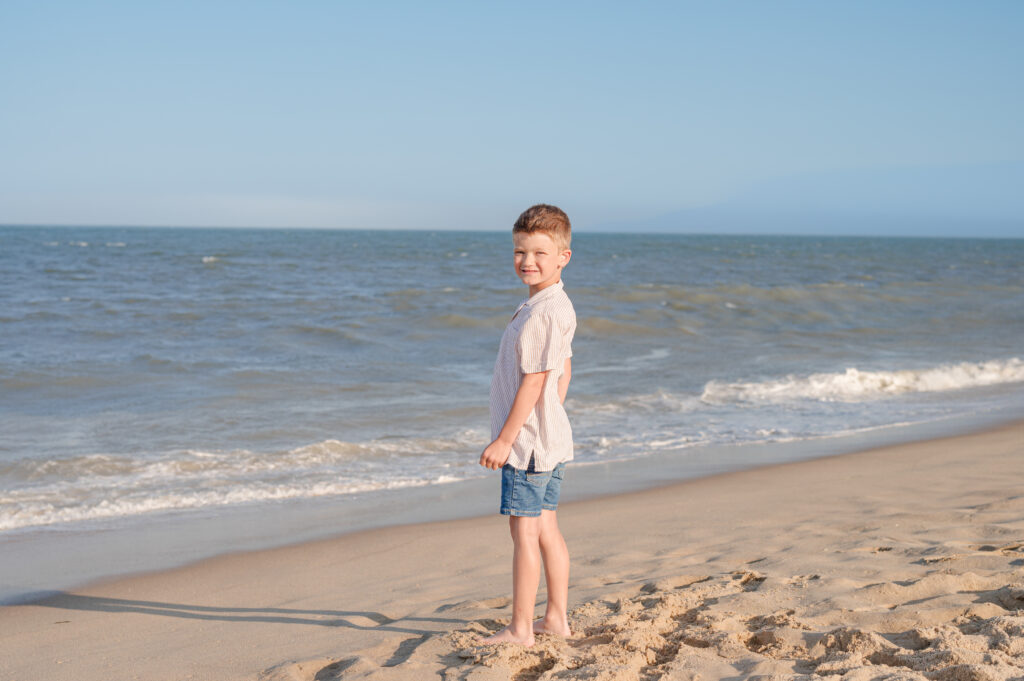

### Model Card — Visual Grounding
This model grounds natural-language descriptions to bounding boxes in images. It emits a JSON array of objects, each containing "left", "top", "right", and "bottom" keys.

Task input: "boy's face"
[{"left": 513, "top": 231, "right": 571, "bottom": 296}]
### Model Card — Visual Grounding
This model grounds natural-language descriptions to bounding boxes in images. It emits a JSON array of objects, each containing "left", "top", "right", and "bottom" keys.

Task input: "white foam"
[
  {"left": 202, "top": 256, "right": 219, "bottom": 263},
  {"left": 625, "top": 348, "right": 671, "bottom": 366},
  {"left": 0, "top": 474, "right": 467, "bottom": 532},
  {"left": 570, "top": 390, "right": 702, "bottom": 414},
  {"left": 577, "top": 348, "right": 671, "bottom": 376},
  {"left": 701, "top": 358, "right": 1024, "bottom": 405},
  {"left": 0, "top": 431, "right": 490, "bottom": 532}
]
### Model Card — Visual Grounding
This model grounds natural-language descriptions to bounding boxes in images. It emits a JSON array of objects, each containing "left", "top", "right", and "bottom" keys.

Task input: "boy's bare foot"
[
  {"left": 532, "top": 617, "right": 572, "bottom": 637},
  {"left": 479, "top": 626, "right": 535, "bottom": 647}
]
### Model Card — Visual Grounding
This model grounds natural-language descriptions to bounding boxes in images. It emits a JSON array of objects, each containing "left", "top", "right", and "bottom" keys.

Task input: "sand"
[{"left": 1, "top": 420, "right": 1021, "bottom": 681}]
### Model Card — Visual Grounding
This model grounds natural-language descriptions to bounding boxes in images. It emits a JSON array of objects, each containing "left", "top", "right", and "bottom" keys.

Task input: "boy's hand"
[
  {"left": 479, "top": 439, "right": 512, "bottom": 470},
  {"left": 481, "top": 371, "right": 546, "bottom": 470}
]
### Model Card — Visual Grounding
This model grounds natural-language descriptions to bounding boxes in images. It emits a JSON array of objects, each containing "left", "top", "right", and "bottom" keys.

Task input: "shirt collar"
[{"left": 522, "top": 280, "right": 564, "bottom": 308}]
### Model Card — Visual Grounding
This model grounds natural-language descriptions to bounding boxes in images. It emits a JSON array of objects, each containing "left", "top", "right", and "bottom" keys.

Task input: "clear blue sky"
[{"left": 1, "top": 1, "right": 1021, "bottom": 235}]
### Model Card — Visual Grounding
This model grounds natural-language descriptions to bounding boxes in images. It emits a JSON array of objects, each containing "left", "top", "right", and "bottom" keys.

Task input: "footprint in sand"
[
  {"left": 433, "top": 596, "right": 511, "bottom": 614},
  {"left": 639, "top": 575, "right": 711, "bottom": 593},
  {"left": 784, "top": 574, "right": 821, "bottom": 586},
  {"left": 731, "top": 569, "right": 767, "bottom": 590}
]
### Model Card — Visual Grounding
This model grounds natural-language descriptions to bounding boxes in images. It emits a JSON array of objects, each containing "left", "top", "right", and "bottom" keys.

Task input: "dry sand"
[{"left": 1, "top": 420, "right": 1021, "bottom": 681}]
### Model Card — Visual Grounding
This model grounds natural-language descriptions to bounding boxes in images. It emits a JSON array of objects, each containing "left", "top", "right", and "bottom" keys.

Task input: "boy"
[{"left": 479, "top": 204, "right": 576, "bottom": 647}]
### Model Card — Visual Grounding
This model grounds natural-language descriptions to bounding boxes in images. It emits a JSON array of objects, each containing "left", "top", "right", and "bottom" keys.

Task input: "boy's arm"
[
  {"left": 479, "top": 371, "right": 549, "bottom": 470},
  {"left": 557, "top": 357, "right": 571, "bottom": 404}
]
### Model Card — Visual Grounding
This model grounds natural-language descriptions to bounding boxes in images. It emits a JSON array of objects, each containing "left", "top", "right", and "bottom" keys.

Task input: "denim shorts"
[{"left": 500, "top": 456, "right": 566, "bottom": 517}]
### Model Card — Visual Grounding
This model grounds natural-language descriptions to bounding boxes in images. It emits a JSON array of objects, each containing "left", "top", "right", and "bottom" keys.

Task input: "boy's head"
[
  {"left": 513, "top": 204, "right": 571, "bottom": 252},
  {"left": 512, "top": 204, "right": 572, "bottom": 293}
]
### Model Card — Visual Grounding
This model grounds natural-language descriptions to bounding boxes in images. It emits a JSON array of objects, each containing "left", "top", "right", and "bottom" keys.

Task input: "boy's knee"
[{"left": 509, "top": 515, "right": 542, "bottom": 541}]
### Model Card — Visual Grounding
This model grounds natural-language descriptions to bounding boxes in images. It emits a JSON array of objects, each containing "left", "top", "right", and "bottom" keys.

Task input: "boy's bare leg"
[
  {"left": 533, "top": 509, "right": 572, "bottom": 636},
  {"left": 481, "top": 516, "right": 541, "bottom": 646}
]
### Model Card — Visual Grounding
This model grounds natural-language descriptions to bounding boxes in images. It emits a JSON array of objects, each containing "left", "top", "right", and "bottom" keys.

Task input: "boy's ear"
[{"left": 559, "top": 249, "right": 572, "bottom": 268}]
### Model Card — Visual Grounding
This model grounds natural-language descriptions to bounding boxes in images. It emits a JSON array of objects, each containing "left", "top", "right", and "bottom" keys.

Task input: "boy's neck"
[{"left": 528, "top": 276, "right": 561, "bottom": 298}]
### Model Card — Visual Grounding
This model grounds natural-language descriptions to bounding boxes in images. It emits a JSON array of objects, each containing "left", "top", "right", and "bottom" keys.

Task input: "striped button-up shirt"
[{"left": 489, "top": 280, "right": 576, "bottom": 471}]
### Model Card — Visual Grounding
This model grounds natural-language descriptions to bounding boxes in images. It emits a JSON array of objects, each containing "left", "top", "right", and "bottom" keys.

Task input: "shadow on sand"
[{"left": 22, "top": 591, "right": 466, "bottom": 638}]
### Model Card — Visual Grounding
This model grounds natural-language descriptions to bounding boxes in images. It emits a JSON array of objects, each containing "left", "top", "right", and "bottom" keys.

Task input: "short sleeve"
[{"left": 516, "top": 312, "right": 565, "bottom": 374}]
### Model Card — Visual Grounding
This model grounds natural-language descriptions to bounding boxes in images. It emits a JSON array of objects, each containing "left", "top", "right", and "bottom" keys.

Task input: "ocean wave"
[
  {"left": 577, "top": 317, "right": 668, "bottom": 336},
  {"left": 382, "top": 288, "right": 429, "bottom": 298},
  {"left": 587, "top": 282, "right": 912, "bottom": 308},
  {"left": 288, "top": 325, "right": 368, "bottom": 343},
  {"left": 433, "top": 313, "right": 503, "bottom": 328},
  {"left": 0, "top": 371, "right": 123, "bottom": 392},
  {"left": 569, "top": 389, "right": 702, "bottom": 414},
  {"left": 0, "top": 474, "right": 466, "bottom": 532},
  {"left": 0, "top": 431, "right": 488, "bottom": 531},
  {"left": 1, "top": 432, "right": 485, "bottom": 484},
  {"left": 700, "top": 358, "right": 1024, "bottom": 405}
]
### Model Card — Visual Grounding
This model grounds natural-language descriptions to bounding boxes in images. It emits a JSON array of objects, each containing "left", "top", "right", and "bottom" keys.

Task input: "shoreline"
[
  {"left": 1, "top": 417, "right": 1022, "bottom": 680},
  {"left": 3, "top": 406, "right": 1020, "bottom": 604},
  {"left": 2, "top": 406, "right": 1018, "bottom": 606}
]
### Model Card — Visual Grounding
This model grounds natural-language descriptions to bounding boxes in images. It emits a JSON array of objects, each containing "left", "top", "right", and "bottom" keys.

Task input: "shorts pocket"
[{"left": 525, "top": 470, "right": 553, "bottom": 486}]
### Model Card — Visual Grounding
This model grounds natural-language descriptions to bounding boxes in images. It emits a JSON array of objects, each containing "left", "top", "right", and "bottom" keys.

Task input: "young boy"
[{"left": 479, "top": 204, "right": 576, "bottom": 647}]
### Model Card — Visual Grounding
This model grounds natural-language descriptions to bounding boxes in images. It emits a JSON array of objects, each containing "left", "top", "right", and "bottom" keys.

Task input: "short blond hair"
[{"left": 513, "top": 204, "right": 571, "bottom": 251}]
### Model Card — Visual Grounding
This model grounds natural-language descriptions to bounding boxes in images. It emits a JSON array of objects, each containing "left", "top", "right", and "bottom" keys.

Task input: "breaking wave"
[
  {"left": 701, "top": 358, "right": 1024, "bottom": 404},
  {"left": 0, "top": 432, "right": 486, "bottom": 532}
]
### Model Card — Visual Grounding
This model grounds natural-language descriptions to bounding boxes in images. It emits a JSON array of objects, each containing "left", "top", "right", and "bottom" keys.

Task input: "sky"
[{"left": 1, "top": 1, "right": 1022, "bottom": 236}]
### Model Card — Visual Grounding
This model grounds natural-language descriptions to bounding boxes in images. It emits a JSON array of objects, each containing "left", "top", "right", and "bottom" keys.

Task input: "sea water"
[{"left": 1, "top": 227, "right": 1022, "bottom": 589}]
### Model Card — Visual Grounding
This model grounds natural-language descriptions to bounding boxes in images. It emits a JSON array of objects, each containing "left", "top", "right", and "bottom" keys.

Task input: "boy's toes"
[
  {"left": 479, "top": 626, "right": 535, "bottom": 646},
  {"left": 533, "top": 619, "right": 572, "bottom": 637}
]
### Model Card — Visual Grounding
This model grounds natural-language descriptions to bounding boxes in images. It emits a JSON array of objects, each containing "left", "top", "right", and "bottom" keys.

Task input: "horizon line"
[{"left": 2, "top": 222, "right": 1021, "bottom": 240}]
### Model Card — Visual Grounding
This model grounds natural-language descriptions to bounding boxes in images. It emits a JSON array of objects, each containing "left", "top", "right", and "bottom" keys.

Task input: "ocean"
[{"left": 1, "top": 226, "right": 1022, "bottom": 595}]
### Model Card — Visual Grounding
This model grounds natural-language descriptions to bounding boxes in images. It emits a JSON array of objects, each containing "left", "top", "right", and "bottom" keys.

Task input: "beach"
[
  {"left": 1, "top": 418, "right": 1021, "bottom": 680},
  {"left": 2, "top": 228, "right": 1022, "bottom": 678},
  {"left": 4, "top": 3, "right": 1023, "bottom": 677}
]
